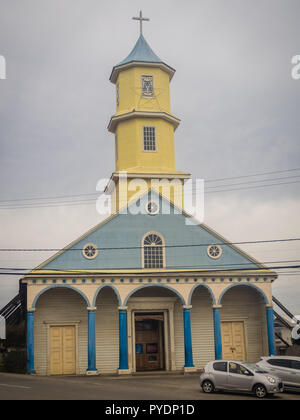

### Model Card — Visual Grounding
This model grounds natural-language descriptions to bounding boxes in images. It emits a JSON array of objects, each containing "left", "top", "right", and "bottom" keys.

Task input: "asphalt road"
[{"left": 0, "top": 372, "right": 299, "bottom": 401}]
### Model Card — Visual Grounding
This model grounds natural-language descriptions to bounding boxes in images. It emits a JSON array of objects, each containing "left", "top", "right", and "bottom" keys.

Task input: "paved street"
[{"left": 0, "top": 372, "right": 299, "bottom": 400}]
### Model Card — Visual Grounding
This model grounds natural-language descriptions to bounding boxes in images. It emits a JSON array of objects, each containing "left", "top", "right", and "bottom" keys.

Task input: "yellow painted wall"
[
  {"left": 110, "top": 62, "right": 187, "bottom": 213},
  {"left": 116, "top": 66, "right": 171, "bottom": 115},
  {"left": 115, "top": 118, "right": 175, "bottom": 172},
  {"left": 111, "top": 177, "right": 185, "bottom": 213}
]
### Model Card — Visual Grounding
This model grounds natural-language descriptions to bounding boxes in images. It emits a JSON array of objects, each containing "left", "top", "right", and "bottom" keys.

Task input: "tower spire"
[{"left": 132, "top": 10, "right": 149, "bottom": 36}]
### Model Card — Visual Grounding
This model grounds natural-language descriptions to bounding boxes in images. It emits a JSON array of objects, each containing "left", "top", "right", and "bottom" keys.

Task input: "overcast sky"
[{"left": 0, "top": 0, "right": 299, "bottom": 314}]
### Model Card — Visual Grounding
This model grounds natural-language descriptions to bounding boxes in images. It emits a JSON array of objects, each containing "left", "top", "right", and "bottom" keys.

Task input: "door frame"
[
  {"left": 134, "top": 312, "right": 165, "bottom": 372},
  {"left": 127, "top": 297, "right": 177, "bottom": 373},
  {"left": 221, "top": 320, "right": 248, "bottom": 361},
  {"left": 45, "top": 321, "right": 80, "bottom": 376}
]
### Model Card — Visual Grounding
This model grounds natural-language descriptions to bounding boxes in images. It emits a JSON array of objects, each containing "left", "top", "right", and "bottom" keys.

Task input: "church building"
[{"left": 22, "top": 13, "right": 277, "bottom": 376}]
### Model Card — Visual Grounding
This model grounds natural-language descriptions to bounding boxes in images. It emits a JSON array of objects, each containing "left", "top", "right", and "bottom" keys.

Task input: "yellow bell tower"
[{"left": 106, "top": 12, "right": 190, "bottom": 212}]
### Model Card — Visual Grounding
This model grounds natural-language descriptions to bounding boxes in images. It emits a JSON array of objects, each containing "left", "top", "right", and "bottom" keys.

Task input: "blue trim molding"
[
  {"left": 123, "top": 284, "right": 186, "bottom": 306},
  {"left": 183, "top": 307, "right": 194, "bottom": 368},
  {"left": 93, "top": 284, "right": 122, "bottom": 306},
  {"left": 119, "top": 309, "right": 129, "bottom": 370},
  {"left": 266, "top": 307, "right": 276, "bottom": 356},
  {"left": 188, "top": 284, "right": 216, "bottom": 305},
  {"left": 217, "top": 283, "right": 269, "bottom": 305},
  {"left": 32, "top": 285, "right": 90, "bottom": 308},
  {"left": 27, "top": 311, "right": 36, "bottom": 374},
  {"left": 87, "top": 310, "right": 97, "bottom": 372},
  {"left": 213, "top": 308, "right": 222, "bottom": 360}
]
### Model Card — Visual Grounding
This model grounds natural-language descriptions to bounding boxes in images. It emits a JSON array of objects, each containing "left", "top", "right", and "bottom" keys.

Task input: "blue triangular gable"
[{"left": 38, "top": 191, "right": 261, "bottom": 271}]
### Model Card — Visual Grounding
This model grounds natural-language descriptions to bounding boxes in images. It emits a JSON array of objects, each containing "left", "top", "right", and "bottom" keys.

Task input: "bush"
[
  {"left": 1, "top": 350, "right": 27, "bottom": 374},
  {"left": 5, "top": 322, "right": 26, "bottom": 348}
]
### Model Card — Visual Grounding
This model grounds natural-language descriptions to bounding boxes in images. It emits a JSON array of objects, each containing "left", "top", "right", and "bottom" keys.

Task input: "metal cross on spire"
[{"left": 132, "top": 10, "right": 150, "bottom": 36}]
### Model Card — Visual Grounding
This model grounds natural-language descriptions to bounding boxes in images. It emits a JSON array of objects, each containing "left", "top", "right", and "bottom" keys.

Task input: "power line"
[
  {"left": 205, "top": 167, "right": 300, "bottom": 183},
  {"left": 0, "top": 263, "right": 299, "bottom": 276},
  {"left": 206, "top": 179, "right": 300, "bottom": 194},
  {"left": 1, "top": 259, "right": 300, "bottom": 272},
  {"left": 0, "top": 178, "right": 299, "bottom": 209},
  {"left": 206, "top": 174, "right": 300, "bottom": 189},
  {"left": 0, "top": 237, "right": 299, "bottom": 252},
  {"left": 0, "top": 167, "right": 300, "bottom": 209}
]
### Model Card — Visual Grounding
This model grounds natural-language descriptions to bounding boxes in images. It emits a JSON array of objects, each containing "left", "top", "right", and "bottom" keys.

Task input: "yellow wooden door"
[
  {"left": 49, "top": 326, "right": 63, "bottom": 375},
  {"left": 49, "top": 326, "right": 76, "bottom": 375},
  {"left": 221, "top": 322, "right": 246, "bottom": 361}
]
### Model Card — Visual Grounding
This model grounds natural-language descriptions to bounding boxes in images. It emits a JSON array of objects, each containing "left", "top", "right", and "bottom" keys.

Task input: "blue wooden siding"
[{"left": 41, "top": 191, "right": 259, "bottom": 271}]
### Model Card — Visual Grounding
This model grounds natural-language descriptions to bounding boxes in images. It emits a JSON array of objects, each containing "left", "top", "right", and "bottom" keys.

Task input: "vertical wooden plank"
[
  {"left": 63, "top": 326, "right": 76, "bottom": 375},
  {"left": 49, "top": 326, "right": 63, "bottom": 375},
  {"left": 221, "top": 322, "right": 233, "bottom": 360}
]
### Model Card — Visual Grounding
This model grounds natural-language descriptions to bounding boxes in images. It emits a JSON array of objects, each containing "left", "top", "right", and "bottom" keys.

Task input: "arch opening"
[{"left": 32, "top": 285, "right": 90, "bottom": 308}]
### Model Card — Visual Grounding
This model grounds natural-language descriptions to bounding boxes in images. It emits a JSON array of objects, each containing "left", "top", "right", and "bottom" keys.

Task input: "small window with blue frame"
[{"left": 136, "top": 344, "right": 143, "bottom": 354}]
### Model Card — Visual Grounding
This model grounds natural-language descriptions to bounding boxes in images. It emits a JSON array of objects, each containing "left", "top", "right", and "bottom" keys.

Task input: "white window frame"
[
  {"left": 145, "top": 200, "right": 160, "bottom": 215},
  {"left": 207, "top": 244, "right": 223, "bottom": 259},
  {"left": 82, "top": 243, "right": 98, "bottom": 260},
  {"left": 142, "top": 232, "right": 166, "bottom": 269},
  {"left": 141, "top": 75, "right": 154, "bottom": 98},
  {"left": 142, "top": 126, "right": 157, "bottom": 152}
]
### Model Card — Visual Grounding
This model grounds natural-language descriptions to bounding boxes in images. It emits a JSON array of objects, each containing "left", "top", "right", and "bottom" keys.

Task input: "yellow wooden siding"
[
  {"left": 220, "top": 287, "right": 268, "bottom": 363},
  {"left": 191, "top": 287, "right": 215, "bottom": 368},
  {"left": 34, "top": 288, "right": 88, "bottom": 375},
  {"left": 95, "top": 288, "right": 119, "bottom": 374}
]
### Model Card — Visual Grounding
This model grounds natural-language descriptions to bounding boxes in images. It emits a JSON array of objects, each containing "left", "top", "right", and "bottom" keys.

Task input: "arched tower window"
[{"left": 142, "top": 233, "right": 165, "bottom": 269}]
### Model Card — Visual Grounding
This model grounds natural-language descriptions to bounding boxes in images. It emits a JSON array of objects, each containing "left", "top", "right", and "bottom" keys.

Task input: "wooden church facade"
[
  {"left": 25, "top": 273, "right": 275, "bottom": 376},
  {"left": 22, "top": 16, "right": 277, "bottom": 376}
]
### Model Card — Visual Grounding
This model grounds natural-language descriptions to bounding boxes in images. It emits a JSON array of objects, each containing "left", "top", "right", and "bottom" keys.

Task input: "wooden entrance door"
[
  {"left": 221, "top": 322, "right": 246, "bottom": 361},
  {"left": 135, "top": 315, "right": 164, "bottom": 371},
  {"left": 49, "top": 326, "right": 76, "bottom": 375}
]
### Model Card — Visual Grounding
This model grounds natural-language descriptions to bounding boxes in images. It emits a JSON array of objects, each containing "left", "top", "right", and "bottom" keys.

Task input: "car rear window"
[
  {"left": 268, "top": 359, "right": 291, "bottom": 368},
  {"left": 213, "top": 362, "right": 227, "bottom": 372},
  {"left": 291, "top": 360, "right": 300, "bottom": 370}
]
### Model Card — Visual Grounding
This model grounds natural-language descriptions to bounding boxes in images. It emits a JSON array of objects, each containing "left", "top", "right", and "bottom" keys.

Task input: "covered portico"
[{"left": 23, "top": 270, "right": 277, "bottom": 376}]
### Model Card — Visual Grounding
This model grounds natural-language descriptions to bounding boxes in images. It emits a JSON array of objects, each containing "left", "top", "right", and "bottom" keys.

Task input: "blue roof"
[{"left": 117, "top": 34, "right": 162, "bottom": 66}]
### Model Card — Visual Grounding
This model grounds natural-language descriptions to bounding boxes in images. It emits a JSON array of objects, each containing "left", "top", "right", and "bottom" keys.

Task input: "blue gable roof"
[{"left": 37, "top": 191, "right": 262, "bottom": 272}]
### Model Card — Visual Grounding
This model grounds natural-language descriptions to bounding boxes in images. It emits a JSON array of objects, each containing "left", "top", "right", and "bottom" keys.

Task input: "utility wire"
[
  {"left": 205, "top": 167, "right": 300, "bottom": 182},
  {"left": 0, "top": 263, "right": 299, "bottom": 276},
  {"left": 0, "top": 178, "right": 299, "bottom": 209},
  {"left": 0, "top": 237, "right": 299, "bottom": 252},
  {"left": 0, "top": 168, "right": 300, "bottom": 209},
  {"left": 1, "top": 260, "right": 300, "bottom": 272}
]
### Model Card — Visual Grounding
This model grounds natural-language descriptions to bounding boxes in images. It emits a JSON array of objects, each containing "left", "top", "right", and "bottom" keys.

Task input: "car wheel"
[
  {"left": 202, "top": 380, "right": 214, "bottom": 394},
  {"left": 253, "top": 384, "right": 267, "bottom": 399}
]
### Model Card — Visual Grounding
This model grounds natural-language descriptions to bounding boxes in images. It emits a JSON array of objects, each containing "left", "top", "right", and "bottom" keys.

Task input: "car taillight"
[{"left": 200, "top": 368, "right": 205, "bottom": 374}]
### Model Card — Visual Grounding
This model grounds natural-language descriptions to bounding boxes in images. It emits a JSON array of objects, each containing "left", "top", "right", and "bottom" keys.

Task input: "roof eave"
[
  {"left": 107, "top": 110, "right": 180, "bottom": 133},
  {"left": 109, "top": 61, "right": 176, "bottom": 84}
]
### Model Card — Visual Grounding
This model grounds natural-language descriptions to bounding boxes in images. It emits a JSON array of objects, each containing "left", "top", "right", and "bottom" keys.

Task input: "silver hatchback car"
[
  {"left": 200, "top": 360, "right": 283, "bottom": 398},
  {"left": 257, "top": 356, "right": 300, "bottom": 389}
]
